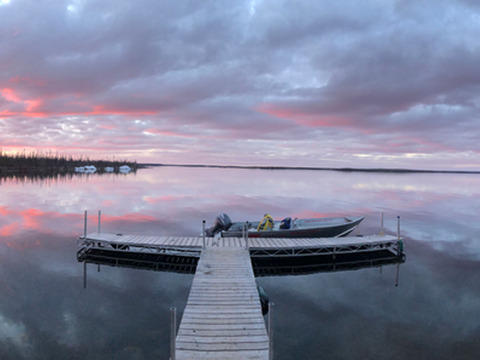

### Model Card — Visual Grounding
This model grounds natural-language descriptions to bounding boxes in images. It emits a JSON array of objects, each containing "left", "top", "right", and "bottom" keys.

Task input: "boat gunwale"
[{"left": 221, "top": 216, "right": 364, "bottom": 238}]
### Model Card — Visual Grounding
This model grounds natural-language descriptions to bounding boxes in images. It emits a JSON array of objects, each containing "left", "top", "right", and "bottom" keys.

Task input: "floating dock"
[
  {"left": 78, "top": 233, "right": 403, "bottom": 258},
  {"left": 78, "top": 232, "right": 404, "bottom": 359}
]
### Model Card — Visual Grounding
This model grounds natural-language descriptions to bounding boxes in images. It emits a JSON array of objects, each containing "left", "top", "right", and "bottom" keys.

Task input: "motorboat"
[{"left": 206, "top": 213, "right": 364, "bottom": 238}]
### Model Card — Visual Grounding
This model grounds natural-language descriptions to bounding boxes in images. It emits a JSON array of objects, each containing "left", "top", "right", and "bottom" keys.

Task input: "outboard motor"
[{"left": 206, "top": 213, "right": 233, "bottom": 237}]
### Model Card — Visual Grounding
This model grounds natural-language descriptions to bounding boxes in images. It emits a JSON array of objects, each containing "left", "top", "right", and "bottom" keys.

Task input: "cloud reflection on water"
[{"left": 0, "top": 167, "right": 479, "bottom": 359}]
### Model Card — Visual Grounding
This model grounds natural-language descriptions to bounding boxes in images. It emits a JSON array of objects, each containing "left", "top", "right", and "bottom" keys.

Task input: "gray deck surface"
[
  {"left": 175, "top": 246, "right": 269, "bottom": 360},
  {"left": 79, "top": 232, "right": 402, "bottom": 358},
  {"left": 82, "top": 233, "right": 398, "bottom": 250}
]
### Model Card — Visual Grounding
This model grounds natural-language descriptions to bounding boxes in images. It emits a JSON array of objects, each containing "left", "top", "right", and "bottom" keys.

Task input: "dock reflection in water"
[
  {"left": 77, "top": 236, "right": 405, "bottom": 358},
  {"left": 77, "top": 245, "right": 405, "bottom": 285}
]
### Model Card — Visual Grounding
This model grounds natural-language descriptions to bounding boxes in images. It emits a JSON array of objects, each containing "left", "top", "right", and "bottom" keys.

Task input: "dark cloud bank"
[{"left": 1, "top": 0, "right": 479, "bottom": 169}]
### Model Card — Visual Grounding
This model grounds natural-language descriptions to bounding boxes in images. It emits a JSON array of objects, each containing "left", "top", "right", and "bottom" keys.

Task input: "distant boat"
[
  {"left": 84, "top": 165, "right": 97, "bottom": 173},
  {"left": 119, "top": 165, "right": 131, "bottom": 173},
  {"left": 206, "top": 213, "right": 364, "bottom": 238},
  {"left": 74, "top": 165, "right": 97, "bottom": 173}
]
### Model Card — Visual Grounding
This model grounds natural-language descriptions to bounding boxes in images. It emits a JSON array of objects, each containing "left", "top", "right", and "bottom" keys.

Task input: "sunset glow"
[{"left": 1, "top": 0, "right": 479, "bottom": 170}]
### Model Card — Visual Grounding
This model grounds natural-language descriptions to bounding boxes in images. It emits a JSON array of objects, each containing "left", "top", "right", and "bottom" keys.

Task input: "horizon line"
[{"left": 139, "top": 163, "right": 480, "bottom": 175}]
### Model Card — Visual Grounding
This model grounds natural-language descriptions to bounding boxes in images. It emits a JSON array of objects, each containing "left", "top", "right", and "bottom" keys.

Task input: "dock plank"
[
  {"left": 175, "top": 246, "right": 269, "bottom": 360},
  {"left": 79, "top": 231, "right": 404, "bottom": 358},
  {"left": 84, "top": 232, "right": 400, "bottom": 251}
]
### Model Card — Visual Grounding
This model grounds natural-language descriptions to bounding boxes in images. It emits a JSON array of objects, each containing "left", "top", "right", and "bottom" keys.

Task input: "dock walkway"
[
  {"left": 79, "top": 233, "right": 403, "bottom": 258},
  {"left": 78, "top": 232, "right": 404, "bottom": 359},
  {"left": 175, "top": 246, "right": 269, "bottom": 359}
]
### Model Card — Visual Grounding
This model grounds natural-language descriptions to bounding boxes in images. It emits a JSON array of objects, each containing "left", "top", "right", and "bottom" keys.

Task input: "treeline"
[{"left": 0, "top": 151, "right": 140, "bottom": 176}]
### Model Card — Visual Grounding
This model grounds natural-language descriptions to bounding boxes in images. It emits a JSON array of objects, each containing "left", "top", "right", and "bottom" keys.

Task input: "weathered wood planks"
[
  {"left": 175, "top": 246, "right": 269, "bottom": 360},
  {"left": 83, "top": 232, "right": 400, "bottom": 250}
]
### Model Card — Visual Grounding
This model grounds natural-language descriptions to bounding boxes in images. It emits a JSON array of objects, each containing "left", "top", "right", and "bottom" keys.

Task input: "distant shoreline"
[
  {"left": 140, "top": 163, "right": 480, "bottom": 175},
  {"left": 0, "top": 153, "right": 141, "bottom": 179}
]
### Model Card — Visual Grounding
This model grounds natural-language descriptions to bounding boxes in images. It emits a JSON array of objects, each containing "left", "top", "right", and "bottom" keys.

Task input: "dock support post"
[
  {"left": 395, "top": 263, "right": 400, "bottom": 287},
  {"left": 396, "top": 215, "right": 404, "bottom": 256},
  {"left": 83, "top": 262, "right": 87, "bottom": 289},
  {"left": 202, "top": 220, "right": 206, "bottom": 248},
  {"left": 98, "top": 210, "right": 101, "bottom": 233},
  {"left": 380, "top": 212, "right": 384, "bottom": 235},
  {"left": 268, "top": 302, "right": 274, "bottom": 360},
  {"left": 170, "top": 306, "right": 177, "bottom": 360},
  {"left": 83, "top": 210, "right": 87, "bottom": 239},
  {"left": 244, "top": 222, "right": 249, "bottom": 249},
  {"left": 397, "top": 216, "right": 401, "bottom": 240}
]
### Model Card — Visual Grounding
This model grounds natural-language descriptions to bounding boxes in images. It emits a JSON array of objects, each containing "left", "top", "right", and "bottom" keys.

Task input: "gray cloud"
[{"left": 1, "top": 0, "right": 479, "bottom": 169}]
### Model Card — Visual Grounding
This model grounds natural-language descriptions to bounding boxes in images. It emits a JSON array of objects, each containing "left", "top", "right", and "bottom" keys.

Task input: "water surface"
[{"left": 1, "top": 167, "right": 479, "bottom": 359}]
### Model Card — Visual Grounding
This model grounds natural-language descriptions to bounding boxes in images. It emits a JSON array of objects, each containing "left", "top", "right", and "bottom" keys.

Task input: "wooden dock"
[
  {"left": 78, "top": 233, "right": 403, "bottom": 258},
  {"left": 78, "top": 232, "right": 404, "bottom": 359},
  {"left": 175, "top": 246, "right": 269, "bottom": 359}
]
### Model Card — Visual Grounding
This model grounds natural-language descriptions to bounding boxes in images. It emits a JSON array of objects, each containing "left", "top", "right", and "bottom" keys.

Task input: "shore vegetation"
[{"left": 0, "top": 150, "right": 139, "bottom": 181}]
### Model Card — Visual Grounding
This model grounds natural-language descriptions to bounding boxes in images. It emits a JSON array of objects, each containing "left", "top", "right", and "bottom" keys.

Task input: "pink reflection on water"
[
  {"left": 0, "top": 222, "right": 20, "bottom": 237},
  {"left": 96, "top": 212, "right": 157, "bottom": 225},
  {"left": 143, "top": 195, "right": 182, "bottom": 205},
  {"left": 0, "top": 168, "right": 478, "bottom": 242}
]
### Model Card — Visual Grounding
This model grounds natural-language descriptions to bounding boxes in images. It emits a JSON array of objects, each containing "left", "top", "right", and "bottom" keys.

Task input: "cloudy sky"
[{"left": 1, "top": 0, "right": 479, "bottom": 170}]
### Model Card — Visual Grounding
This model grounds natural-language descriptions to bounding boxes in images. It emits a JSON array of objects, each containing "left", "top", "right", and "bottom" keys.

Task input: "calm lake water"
[{"left": 1, "top": 167, "right": 479, "bottom": 359}]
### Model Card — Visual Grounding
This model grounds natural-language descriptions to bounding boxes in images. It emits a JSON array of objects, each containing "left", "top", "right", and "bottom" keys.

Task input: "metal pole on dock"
[
  {"left": 83, "top": 262, "right": 87, "bottom": 289},
  {"left": 395, "top": 263, "right": 400, "bottom": 287},
  {"left": 396, "top": 215, "right": 405, "bottom": 256},
  {"left": 83, "top": 210, "right": 87, "bottom": 238},
  {"left": 98, "top": 210, "right": 101, "bottom": 233},
  {"left": 268, "top": 302, "right": 274, "bottom": 360},
  {"left": 380, "top": 212, "right": 384, "bottom": 236},
  {"left": 397, "top": 216, "right": 401, "bottom": 240},
  {"left": 245, "top": 221, "right": 249, "bottom": 249},
  {"left": 170, "top": 306, "right": 177, "bottom": 360},
  {"left": 202, "top": 220, "right": 206, "bottom": 248}
]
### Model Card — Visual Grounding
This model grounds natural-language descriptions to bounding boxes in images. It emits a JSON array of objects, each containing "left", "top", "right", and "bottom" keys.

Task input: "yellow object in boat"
[{"left": 257, "top": 214, "right": 274, "bottom": 231}]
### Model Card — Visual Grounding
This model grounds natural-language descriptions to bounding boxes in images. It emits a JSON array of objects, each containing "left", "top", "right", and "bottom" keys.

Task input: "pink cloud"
[
  {"left": 0, "top": 87, "right": 47, "bottom": 117},
  {"left": 0, "top": 82, "right": 160, "bottom": 119},
  {"left": 98, "top": 124, "right": 116, "bottom": 130},
  {"left": 256, "top": 102, "right": 368, "bottom": 132},
  {"left": 143, "top": 128, "right": 193, "bottom": 138},
  {"left": 90, "top": 105, "right": 156, "bottom": 116},
  {"left": 1, "top": 88, "right": 22, "bottom": 102}
]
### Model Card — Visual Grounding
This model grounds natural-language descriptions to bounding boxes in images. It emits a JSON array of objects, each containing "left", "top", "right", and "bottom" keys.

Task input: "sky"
[{"left": 1, "top": 0, "right": 480, "bottom": 170}]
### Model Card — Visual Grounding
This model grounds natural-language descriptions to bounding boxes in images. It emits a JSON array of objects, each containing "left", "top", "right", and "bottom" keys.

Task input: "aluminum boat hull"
[{"left": 221, "top": 216, "right": 364, "bottom": 238}]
